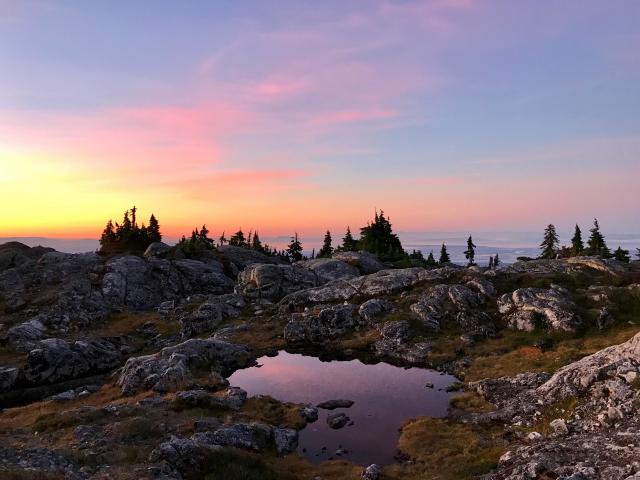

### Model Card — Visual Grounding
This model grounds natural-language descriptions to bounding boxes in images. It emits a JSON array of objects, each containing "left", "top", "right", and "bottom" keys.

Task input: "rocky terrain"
[{"left": 1, "top": 241, "right": 640, "bottom": 480}]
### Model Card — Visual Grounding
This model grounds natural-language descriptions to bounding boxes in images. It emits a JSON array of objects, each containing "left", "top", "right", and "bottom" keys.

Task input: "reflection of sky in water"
[{"left": 228, "top": 351, "right": 456, "bottom": 466}]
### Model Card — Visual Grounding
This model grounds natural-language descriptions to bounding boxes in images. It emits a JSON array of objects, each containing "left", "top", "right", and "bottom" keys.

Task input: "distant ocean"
[{"left": 2, "top": 231, "right": 639, "bottom": 266}]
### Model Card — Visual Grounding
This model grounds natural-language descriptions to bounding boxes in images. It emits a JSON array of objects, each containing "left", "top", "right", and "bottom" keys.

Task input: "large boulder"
[
  {"left": 178, "top": 294, "right": 245, "bottom": 339},
  {"left": 237, "top": 263, "right": 318, "bottom": 301},
  {"left": 498, "top": 285, "right": 578, "bottom": 332},
  {"left": 5, "top": 318, "right": 47, "bottom": 352},
  {"left": 284, "top": 304, "right": 358, "bottom": 344},
  {"left": 102, "top": 255, "right": 233, "bottom": 311},
  {"left": 298, "top": 258, "right": 360, "bottom": 283},
  {"left": 373, "top": 320, "right": 432, "bottom": 364},
  {"left": 217, "top": 245, "right": 279, "bottom": 271},
  {"left": 117, "top": 338, "right": 250, "bottom": 395},
  {"left": 358, "top": 298, "right": 394, "bottom": 323},
  {"left": 23, "top": 337, "right": 129, "bottom": 385},
  {"left": 0, "top": 242, "right": 54, "bottom": 271},
  {"left": 333, "top": 251, "right": 387, "bottom": 274}
]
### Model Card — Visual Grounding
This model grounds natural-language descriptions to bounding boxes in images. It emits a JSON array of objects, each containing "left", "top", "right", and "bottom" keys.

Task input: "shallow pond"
[{"left": 228, "top": 351, "right": 457, "bottom": 466}]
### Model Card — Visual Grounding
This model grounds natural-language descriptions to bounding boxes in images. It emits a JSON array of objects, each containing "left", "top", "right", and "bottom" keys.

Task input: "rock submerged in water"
[
  {"left": 317, "top": 399, "right": 355, "bottom": 410},
  {"left": 327, "top": 412, "right": 350, "bottom": 429}
]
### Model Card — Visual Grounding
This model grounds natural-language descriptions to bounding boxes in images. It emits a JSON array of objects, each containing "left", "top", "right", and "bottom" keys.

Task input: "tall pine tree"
[
  {"left": 439, "top": 243, "right": 451, "bottom": 264},
  {"left": 229, "top": 229, "right": 247, "bottom": 247},
  {"left": 426, "top": 251, "right": 437, "bottom": 267},
  {"left": 570, "top": 224, "right": 584, "bottom": 256},
  {"left": 539, "top": 224, "right": 559, "bottom": 259},
  {"left": 586, "top": 219, "right": 610, "bottom": 258},
  {"left": 318, "top": 230, "right": 333, "bottom": 258},
  {"left": 464, "top": 235, "right": 476, "bottom": 266},
  {"left": 287, "top": 233, "right": 304, "bottom": 262},
  {"left": 341, "top": 227, "right": 358, "bottom": 251}
]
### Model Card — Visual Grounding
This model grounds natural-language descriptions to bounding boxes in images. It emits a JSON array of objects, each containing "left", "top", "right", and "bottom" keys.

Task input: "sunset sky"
[{"left": 1, "top": 0, "right": 639, "bottom": 239}]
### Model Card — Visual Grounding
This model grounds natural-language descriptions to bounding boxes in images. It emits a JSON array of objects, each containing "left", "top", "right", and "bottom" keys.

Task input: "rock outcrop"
[
  {"left": 281, "top": 267, "right": 458, "bottom": 308},
  {"left": 298, "top": 258, "right": 360, "bottom": 283},
  {"left": 498, "top": 285, "right": 578, "bottom": 332},
  {"left": 284, "top": 304, "right": 358, "bottom": 344},
  {"left": 332, "top": 251, "right": 387, "bottom": 274},
  {"left": 178, "top": 294, "right": 245, "bottom": 339},
  {"left": 237, "top": 264, "right": 318, "bottom": 301},
  {"left": 117, "top": 338, "right": 250, "bottom": 395},
  {"left": 23, "top": 337, "right": 130, "bottom": 385}
]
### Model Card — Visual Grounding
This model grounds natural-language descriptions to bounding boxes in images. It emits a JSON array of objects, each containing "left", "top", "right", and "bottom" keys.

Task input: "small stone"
[
  {"left": 550, "top": 418, "right": 569, "bottom": 436},
  {"left": 527, "top": 431, "right": 542, "bottom": 441},
  {"left": 362, "top": 463, "right": 382, "bottom": 480}
]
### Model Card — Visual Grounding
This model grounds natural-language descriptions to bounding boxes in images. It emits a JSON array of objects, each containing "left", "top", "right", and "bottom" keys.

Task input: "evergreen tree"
[
  {"left": 488, "top": 256, "right": 494, "bottom": 269},
  {"left": 219, "top": 231, "right": 228, "bottom": 246},
  {"left": 539, "top": 224, "right": 559, "bottom": 259},
  {"left": 464, "top": 235, "right": 476, "bottom": 266},
  {"left": 570, "top": 224, "right": 584, "bottom": 256},
  {"left": 147, "top": 214, "right": 161, "bottom": 243},
  {"left": 341, "top": 227, "right": 358, "bottom": 252},
  {"left": 229, "top": 229, "right": 247, "bottom": 247},
  {"left": 613, "top": 246, "right": 630, "bottom": 263},
  {"left": 99, "top": 220, "right": 117, "bottom": 250},
  {"left": 425, "top": 251, "right": 437, "bottom": 267},
  {"left": 637, "top": 248, "right": 640, "bottom": 260},
  {"left": 287, "top": 233, "right": 304, "bottom": 262},
  {"left": 130, "top": 205, "right": 138, "bottom": 229},
  {"left": 251, "top": 231, "right": 264, "bottom": 252},
  {"left": 494, "top": 253, "right": 500, "bottom": 267},
  {"left": 409, "top": 249, "right": 426, "bottom": 266},
  {"left": 358, "top": 210, "right": 405, "bottom": 261},
  {"left": 99, "top": 206, "right": 160, "bottom": 254},
  {"left": 438, "top": 243, "right": 451, "bottom": 264},
  {"left": 318, "top": 230, "right": 333, "bottom": 258},
  {"left": 586, "top": 219, "right": 610, "bottom": 258},
  {"left": 311, "top": 248, "right": 315, "bottom": 259}
]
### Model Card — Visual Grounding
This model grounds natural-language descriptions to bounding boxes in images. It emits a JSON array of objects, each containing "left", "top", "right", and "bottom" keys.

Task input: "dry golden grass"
[
  {"left": 464, "top": 323, "right": 640, "bottom": 381},
  {"left": 239, "top": 396, "right": 306, "bottom": 429},
  {"left": 384, "top": 417, "right": 504, "bottom": 480}
]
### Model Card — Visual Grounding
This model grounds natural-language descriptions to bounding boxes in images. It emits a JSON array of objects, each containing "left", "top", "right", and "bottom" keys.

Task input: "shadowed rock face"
[
  {"left": 0, "top": 249, "right": 236, "bottom": 348},
  {"left": 117, "top": 338, "right": 251, "bottom": 395},
  {"left": 22, "top": 337, "right": 130, "bottom": 386}
]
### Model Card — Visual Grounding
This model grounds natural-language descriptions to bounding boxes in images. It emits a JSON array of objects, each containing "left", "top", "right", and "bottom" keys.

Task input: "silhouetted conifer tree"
[
  {"left": 439, "top": 243, "right": 450, "bottom": 264},
  {"left": 287, "top": 233, "right": 304, "bottom": 262},
  {"left": 613, "top": 246, "right": 630, "bottom": 263},
  {"left": 318, "top": 230, "right": 333, "bottom": 258},
  {"left": 229, "top": 229, "right": 247, "bottom": 247},
  {"left": 489, "top": 256, "right": 494, "bottom": 269},
  {"left": 341, "top": 227, "right": 358, "bottom": 251},
  {"left": 540, "top": 224, "right": 559, "bottom": 259},
  {"left": 586, "top": 219, "right": 611, "bottom": 258},
  {"left": 426, "top": 250, "right": 437, "bottom": 267},
  {"left": 358, "top": 210, "right": 405, "bottom": 261},
  {"left": 464, "top": 235, "right": 476, "bottom": 266},
  {"left": 494, "top": 253, "right": 500, "bottom": 267},
  {"left": 570, "top": 224, "right": 584, "bottom": 256}
]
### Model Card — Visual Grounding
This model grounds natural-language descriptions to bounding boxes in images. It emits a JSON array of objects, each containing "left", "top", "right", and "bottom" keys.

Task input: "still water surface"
[{"left": 228, "top": 351, "right": 457, "bottom": 465}]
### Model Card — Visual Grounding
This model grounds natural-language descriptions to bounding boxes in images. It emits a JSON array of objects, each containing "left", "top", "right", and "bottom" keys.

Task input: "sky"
[{"left": 0, "top": 0, "right": 639, "bottom": 241}]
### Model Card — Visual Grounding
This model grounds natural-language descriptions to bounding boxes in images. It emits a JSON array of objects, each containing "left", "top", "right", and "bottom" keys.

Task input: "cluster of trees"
[
  {"left": 99, "top": 206, "right": 161, "bottom": 254},
  {"left": 539, "top": 219, "right": 635, "bottom": 262}
]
